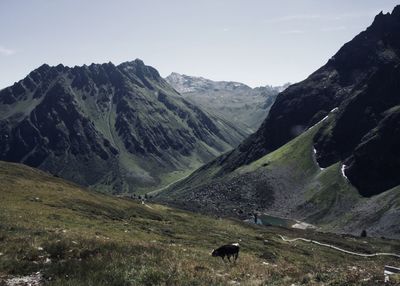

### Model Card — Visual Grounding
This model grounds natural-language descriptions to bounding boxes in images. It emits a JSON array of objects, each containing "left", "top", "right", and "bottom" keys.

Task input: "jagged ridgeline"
[{"left": 0, "top": 59, "right": 247, "bottom": 193}]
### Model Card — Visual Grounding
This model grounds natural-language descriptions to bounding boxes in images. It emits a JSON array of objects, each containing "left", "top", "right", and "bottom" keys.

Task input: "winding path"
[{"left": 278, "top": 235, "right": 400, "bottom": 258}]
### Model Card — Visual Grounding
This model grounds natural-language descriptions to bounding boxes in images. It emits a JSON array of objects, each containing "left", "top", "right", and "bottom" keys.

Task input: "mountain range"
[
  {"left": 2, "top": 3, "right": 400, "bottom": 285},
  {"left": 155, "top": 6, "right": 400, "bottom": 238},
  {"left": 1, "top": 5, "right": 399, "bottom": 239},
  {"left": 0, "top": 60, "right": 248, "bottom": 193},
  {"left": 166, "top": 72, "right": 288, "bottom": 132}
]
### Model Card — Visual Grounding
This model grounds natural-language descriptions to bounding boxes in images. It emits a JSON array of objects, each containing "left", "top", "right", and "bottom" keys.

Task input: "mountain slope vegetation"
[
  {"left": 0, "top": 60, "right": 247, "bottom": 194},
  {"left": 0, "top": 160, "right": 399, "bottom": 285}
]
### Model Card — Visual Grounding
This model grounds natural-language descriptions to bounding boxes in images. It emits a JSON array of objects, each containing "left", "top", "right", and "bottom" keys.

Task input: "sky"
[{"left": 0, "top": 0, "right": 399, "bottom": 89}]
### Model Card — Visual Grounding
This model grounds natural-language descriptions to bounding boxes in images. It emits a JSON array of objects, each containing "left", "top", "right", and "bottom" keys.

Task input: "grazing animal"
[{"left": 211, "top": 243, "right": 240, "bottom": 262}]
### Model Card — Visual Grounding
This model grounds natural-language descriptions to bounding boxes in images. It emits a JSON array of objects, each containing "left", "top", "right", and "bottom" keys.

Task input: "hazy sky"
[{"left": 0, "top": 0, "right": 399, "bottom": 89}]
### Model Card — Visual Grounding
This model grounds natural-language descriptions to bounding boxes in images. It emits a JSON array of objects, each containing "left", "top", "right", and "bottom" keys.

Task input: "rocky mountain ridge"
[{"left": 0, "top": 59, "right": 247, "bottom": 193}]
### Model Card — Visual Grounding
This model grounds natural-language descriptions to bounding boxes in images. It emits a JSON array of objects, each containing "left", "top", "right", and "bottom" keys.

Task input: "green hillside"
[
  {"left": 156, "top": 110, "right": 400, "bottom": 238},
  {"left": 0, "top": 161, "right": 399, "bottom": 285}
]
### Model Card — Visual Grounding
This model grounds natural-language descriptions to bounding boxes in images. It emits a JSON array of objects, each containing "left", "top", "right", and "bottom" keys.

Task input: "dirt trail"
[{"left": 279, "top": 235, "right": 400, "bottom": 258}]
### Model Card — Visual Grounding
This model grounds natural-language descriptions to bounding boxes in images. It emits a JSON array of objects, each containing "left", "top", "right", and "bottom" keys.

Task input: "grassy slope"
[
  {"left": 1, "top": 161, "right": 400, "bottom": 285},
  {"left": 158, "top": 114, "right": 350, "bottom": 199},
  {"left": 239, "top": 117, "right": 361, "bottom": 221}
]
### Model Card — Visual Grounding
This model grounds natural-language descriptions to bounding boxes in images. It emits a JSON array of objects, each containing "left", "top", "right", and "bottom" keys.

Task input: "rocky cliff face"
[
  {"left": 165, "top": 73, "right": 287, "bottom": 132},
  {"left": 314, "top": 64, "right": 400, "bottom": 197},
  {"left": 0, "top": 60, "right": 247, "bottom": 193}
]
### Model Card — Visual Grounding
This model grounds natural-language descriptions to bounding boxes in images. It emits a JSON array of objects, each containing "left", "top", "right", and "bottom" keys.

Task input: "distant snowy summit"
[
  {"left": 165, "top": 72, "right": 289, "bottom": 94},
  {"left": 165, "top": 72, "right": 248, "bottom": 93},
  {"left": 165, "top": 72, "right": 290, "bottom": 131}
]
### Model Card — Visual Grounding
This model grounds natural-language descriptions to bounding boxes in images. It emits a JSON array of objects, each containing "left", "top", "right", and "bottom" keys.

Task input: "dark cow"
[{"left": 211, "top": 243, "right": 240, "bottom": 262}]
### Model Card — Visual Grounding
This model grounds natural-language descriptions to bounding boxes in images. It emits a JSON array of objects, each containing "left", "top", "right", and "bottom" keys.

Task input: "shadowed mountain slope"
[{"left": 204, "top": 6, "right": 400, "bottom": 190}]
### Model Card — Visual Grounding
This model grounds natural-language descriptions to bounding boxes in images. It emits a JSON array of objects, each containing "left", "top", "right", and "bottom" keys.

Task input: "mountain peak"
[
  {"left": 118, "top": 58, "right": 145, "bottom": 67},
  {"left": 369, "top": 5, "right": 400, "bottom": 31},
  {"left": 34, "top": 63, "right": 51, "bottom": 74},
  {"left": 168, "top": 72, "right": 186, "bottom": 80},
  {"left": 118, "top": 59, "right": 161, "bottom": 81},
  {"left": 392, "top": 5, "right": 400, "bottom": 19}
]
